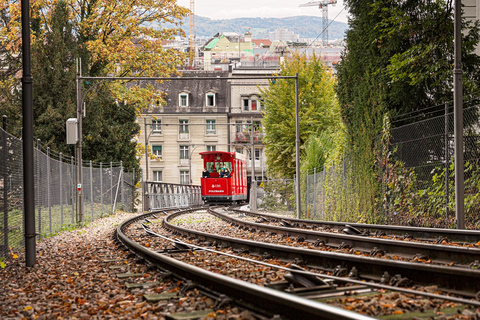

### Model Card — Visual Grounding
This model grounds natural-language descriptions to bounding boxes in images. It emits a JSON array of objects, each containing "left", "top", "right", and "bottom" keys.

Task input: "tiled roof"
[{"left": 252, "top": 39, "right": 272, "bottom": 47}]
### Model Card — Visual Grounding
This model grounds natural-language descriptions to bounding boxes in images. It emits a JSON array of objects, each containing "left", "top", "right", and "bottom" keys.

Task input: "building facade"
[{"left": 138, "top": 68, "right": 275, "bottom": 186}]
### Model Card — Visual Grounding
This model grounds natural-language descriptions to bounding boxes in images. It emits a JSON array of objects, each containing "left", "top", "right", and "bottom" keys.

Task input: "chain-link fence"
[
  {"left": 303, "top": 101, "right": 480, "bottom": 228},
  {"left": 256, "top": 179, "right": 296, "bottom": 213},
  {"left": 382, "top": 102, "right": 480, "bottom": 228},
  {"left": 1, "top": 125, "right": 136, "bottom": 260}
]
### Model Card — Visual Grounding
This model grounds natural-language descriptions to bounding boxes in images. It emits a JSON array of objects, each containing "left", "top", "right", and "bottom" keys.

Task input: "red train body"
[{"left": 200, "top": 151, "right": 248, "bottom": 203}]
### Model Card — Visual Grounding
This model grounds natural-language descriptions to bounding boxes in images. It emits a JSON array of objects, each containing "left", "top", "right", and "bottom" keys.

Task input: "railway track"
[
  {"left": 116, "top": 207, "right": 374, "bottom": 319},
  {"left": 116, "top": 206, "right": 480, "bottom": 319},
  {"left": 229, "top": 208, "right": 480, "bottom": 244}
]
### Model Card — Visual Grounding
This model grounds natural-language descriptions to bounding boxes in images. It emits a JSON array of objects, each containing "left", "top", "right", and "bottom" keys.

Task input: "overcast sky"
[{"left": 176, "top": 0, "right": 349, "bottom": 24}]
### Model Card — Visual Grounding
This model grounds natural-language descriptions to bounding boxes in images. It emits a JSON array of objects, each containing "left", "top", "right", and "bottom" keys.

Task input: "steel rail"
[
  {"left": 163, "top": 210, "right": 480, "bottom": 297},
  {"left": 210, "top": 208, "right": 480, "bottom": 266},
  {"left": 116, "top": 209, "right": 375, "bottom": 320},
  {"left": 144, "top": 221, "right": 480, "bottom": 307},
  {"left": 229, "top": 208, "right": 480, "bottom": 244}
]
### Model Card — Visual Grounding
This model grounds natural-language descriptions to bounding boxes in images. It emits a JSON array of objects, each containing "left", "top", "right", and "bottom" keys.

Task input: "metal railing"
[
  {"left": 1, "top": 125, "right": 136, "bottom": 260},
  {"left": 143, "top": 181, "right": 202, "bottom": 211}
]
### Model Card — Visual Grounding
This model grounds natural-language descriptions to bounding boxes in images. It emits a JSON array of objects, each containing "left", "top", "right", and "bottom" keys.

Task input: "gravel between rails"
[{"left": 0, "top": 212, "right": 254, "bottom": 320}]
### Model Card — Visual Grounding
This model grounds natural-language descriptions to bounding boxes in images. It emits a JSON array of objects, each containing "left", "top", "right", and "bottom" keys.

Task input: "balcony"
[{"left": 235, "top": 132, "right": 264, "bottom": 143}]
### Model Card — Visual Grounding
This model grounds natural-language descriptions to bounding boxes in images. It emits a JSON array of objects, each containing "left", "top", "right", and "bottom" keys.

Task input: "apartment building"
[
  {"left": 138, "top": 68, "right": 276, "bottom": 186},
  {"left": 138, "top": 71, "right": 230, "bottom": 185}
]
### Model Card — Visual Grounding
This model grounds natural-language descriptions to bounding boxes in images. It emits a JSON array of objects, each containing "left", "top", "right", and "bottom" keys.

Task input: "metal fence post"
[
  {"left": 313, "top": 167, "right": 317, "bottom": 219},
  {"left": 120, "top": 161, "right": 124, "bottom": 210},
  {"left": 47, "top": 147, "right": 51, "bottom": 234},
  {"left": 60, "top": 153, "right": 63, "bottom": 227},
  {"left": 2, "top": 115, "right": 9, "bottom": 255},
  {"left": 132, "top": 168, "right": 135, "bottom": 212},
  {"left": 445, "top": 102, "right": 449, "bottom": 220},
  {"left": 100, "top": 162, "right": 103, "bottom": 216},
  {"left": 36, "top": 139, "right": 41, "bottom": 238},
  {"left": 90, "top": 160, "right": 93, "bottom": 220},
  {"left": 306, "top": 170, "right": 309, "bottom": 217},
  {"left": 71, "top": 156, "right": 75, "bottom": 224},
  {"left": 322, "top": 164, "right": 326, "bottom": 218},
  {"left": 110, "top": 162, "right": 113, "bottom": 214}
]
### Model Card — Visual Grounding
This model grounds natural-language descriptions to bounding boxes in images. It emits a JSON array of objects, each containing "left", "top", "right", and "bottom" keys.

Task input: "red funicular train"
[{"left": 200, "top": 151, "right": 247, "bottom": 203}]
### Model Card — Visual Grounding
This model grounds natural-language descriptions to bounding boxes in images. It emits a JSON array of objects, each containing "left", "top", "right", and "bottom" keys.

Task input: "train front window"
[{"left": 205, "top": 161, "right": 232, "bottom": 174}]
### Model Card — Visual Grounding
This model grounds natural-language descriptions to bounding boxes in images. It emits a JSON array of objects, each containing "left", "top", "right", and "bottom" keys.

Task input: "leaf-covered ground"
[{"left": 0, "top": 212, "right": 244, "bottom": 320}]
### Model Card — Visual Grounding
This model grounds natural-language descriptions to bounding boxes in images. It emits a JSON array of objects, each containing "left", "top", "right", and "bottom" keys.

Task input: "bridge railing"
[{"left": 143, "top": 182, "right": 202, "bottom": 211}]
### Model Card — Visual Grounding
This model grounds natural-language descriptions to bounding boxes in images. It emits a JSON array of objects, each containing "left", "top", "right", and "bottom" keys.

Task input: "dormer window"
[
  {"left": 179, "top": 92, "right": 189, "bottom": 107},
  {"left": 206, "top": 92, "right": 216, "bottom": 107}
]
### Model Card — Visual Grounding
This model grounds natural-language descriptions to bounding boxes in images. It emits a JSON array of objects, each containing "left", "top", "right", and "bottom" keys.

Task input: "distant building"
[
  {"left": 268, "top": 28, "right": 300, "bottom": 43},
  {"left": 203, "top": 32, "right": 254, "bottom": 71}
]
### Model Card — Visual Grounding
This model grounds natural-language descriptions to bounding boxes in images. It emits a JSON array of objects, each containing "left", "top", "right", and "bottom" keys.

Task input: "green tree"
[
  {"left": 31, "top": 0, "right": 77, "bottom": 155},
  {"left": 335, "top": 0, "right": 480, "bottom": 218},
  {"left": 261, "top": 54, "right": 343, "bottom": 178}
]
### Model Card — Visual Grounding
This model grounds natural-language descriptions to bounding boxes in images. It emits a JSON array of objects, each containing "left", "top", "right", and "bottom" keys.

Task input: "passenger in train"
[
  {"left": 224, "top": 167, "right": 231, "bottom": 178},
  {"left": 202, "top": 168, "right": 210, "bottom": 178}
]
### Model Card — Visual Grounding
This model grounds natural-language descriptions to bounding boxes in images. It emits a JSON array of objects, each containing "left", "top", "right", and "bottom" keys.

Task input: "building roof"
[{"left": 252, "top": 39, "right": 272, "bottom": 48}]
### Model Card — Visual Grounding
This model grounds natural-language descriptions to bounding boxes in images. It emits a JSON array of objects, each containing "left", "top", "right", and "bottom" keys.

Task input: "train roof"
[{"left": 199, "top": 151, "right": 246, "bottom": 161}]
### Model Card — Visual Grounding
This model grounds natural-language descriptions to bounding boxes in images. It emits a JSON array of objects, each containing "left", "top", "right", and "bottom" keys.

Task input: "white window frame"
[
  {"left": 206, "top": 119, "right": 216, "bottom": 134},
  {"left": 153, "top": 170, "right": 162, "bottom": 182},
  {"left": 206, "top": 145, "right": 216, "bottom": 152},
  {"left": 179, "top": 119, "right": 189, "bottom": 134},
  {"left": 206, "top": 93, "right": 216, "bottom": 107},
  {"left": 180, "top": 170, "right": 190, "bottom": 185},
  {"left": 235, "top": 121, "right": 242, "bottom": 133},
  {"left": 255, "top": 148, "right": 261, "bottom": 161},
  {"left": 243, "top": 98, "right": 249, "bottom": 111},
  {"left": 152, "top": 145, "right": 162, "bottom": 158},
  {"left": 179, "top": 93, "right": 189, "bottom": 107},
  {"left": 179, "top": 145, "right": 189, "bottom": 160},
  {"left": 152, "top": 119, "right": 161, "bottom": 133}
]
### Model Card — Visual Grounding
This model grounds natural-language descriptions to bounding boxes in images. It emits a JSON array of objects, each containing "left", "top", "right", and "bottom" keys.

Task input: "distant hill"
[{"left": 174, "top": 16, "right": 348, "bottom": 40}]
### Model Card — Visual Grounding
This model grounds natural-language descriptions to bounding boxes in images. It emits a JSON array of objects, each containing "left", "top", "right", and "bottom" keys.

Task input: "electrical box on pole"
[{"left": 66, "top": 118, "right": 78, "bottom": 144}]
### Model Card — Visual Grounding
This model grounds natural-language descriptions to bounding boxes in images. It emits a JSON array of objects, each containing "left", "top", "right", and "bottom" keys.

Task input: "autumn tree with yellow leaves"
[{"left": 0, "top": 0, "right": 188, "bottom": 169}]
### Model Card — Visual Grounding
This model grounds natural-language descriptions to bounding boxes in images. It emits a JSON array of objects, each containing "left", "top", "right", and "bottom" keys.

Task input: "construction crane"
[
  {"left": 189, "top": 0, "right": 195, "bottom": 68},
  {"left": 300, "top": 0, "right": 337, "bottom": 46}
]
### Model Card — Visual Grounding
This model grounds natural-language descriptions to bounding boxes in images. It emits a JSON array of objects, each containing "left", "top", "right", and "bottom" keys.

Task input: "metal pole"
[
  {"left": 36, "top": 139, "right": 41, "bottom": 239},
  {"left": 100, "top": 162, "right": 103, "bottom": 216},
  {"left": 445, "top": 102, "right": 449, "bottom": 220},
  {"left": 47, "top": 147, "right": 51, "bottom": 234},
  {"left": 454, "top": 0, "right": 464, "bottom": 229},
  {"left": 110, "top": 162, "right": 113, "bottom": 213},
  {"left": 189, "top": 143, "right": 193, "bottom": 184},
  {"left": 144, "top": 118, "right": 149, "bottom": 182},
  {"left": 71, "top": 156, "right": 74, "bottom": 224},
  {"left": 250, "top": 116, "right": 257, "bottom": 212},
  {"left": 132, "top": 168, "right": 135, "bottom": 212},
  {"left": 313, "top": 167, "right": 317, "bottom": 219},
  {"left": 60, "top": 153, "right": 63, "bottom": 226},
  {"left": 295, "top": 73, "right": 301, "bottom": 219},
  {"left": 90, "top": 160, "right": 93, "bottom": 220},
  {"left": 21, "top": 0, "right": 36, "bottom": 267},
  {"left": 76, "top": 59, "right": 83, "bottom": 223},
  {"left": 3, "top": 116, "right": 9, "bottom": 255},
  {"left": 120, "top": 161, "right": 124, "bottom": 209},
  {"left": 306, "top": 170, "right": 309, "bottom": 217}
]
